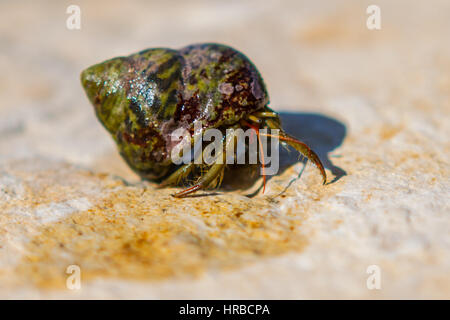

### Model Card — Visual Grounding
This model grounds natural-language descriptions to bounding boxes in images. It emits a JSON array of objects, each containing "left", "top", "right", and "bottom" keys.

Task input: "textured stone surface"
[{"left": 0, "top": 0, "right": 449, "bottom": 298}]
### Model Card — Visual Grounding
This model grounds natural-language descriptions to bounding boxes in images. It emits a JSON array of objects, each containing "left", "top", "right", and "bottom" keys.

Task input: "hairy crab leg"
[
  {"left": 172, "top": 127, "right": 236, "bottom": 198},
  {"left": 251, "top": 111, "right": 278, "bottom": 118},
  {"left": 172, "top": 162, "right": 225, "bottom": 198},
  {"left": 159, "top": 162, "right": 194, "bottom": 187},
  {"left": 264, "top": 118, "right": 327, "bottom": 185}
]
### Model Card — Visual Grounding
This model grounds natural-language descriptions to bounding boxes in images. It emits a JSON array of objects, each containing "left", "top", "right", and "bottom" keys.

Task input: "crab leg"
[
  {"left": 172, "top": 127, "right": 236, "bottom": 198},
  {"left": 241, "top": 119, "right": 267, "bottom": 193},
  {"left": 172, "top": 162, "right": 225, "bottom": 197},
  {"left": 159, "top": 162, "right": 194, "bottom": 187},
  {"left": 264, "top": 118, "right": 327, "bottom": 185}
]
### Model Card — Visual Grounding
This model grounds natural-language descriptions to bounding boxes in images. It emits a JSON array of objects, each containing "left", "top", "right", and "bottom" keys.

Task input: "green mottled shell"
[{"left": 81, "top": 43, "right": 269, "bottom": 179}]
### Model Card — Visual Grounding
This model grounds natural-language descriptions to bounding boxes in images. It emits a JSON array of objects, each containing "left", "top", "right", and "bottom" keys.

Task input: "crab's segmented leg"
[
  {"left": 264, "top": 118, "right": 327, "bottom": 185},
  {"left": 251, "top": 111, "right": 278, "bottom": 118},
  {"left": 172, "top": 127, "right": 236, "bottom": 198},
  {"left": 241, "top": 119, "right": 267, "bottom": 193}
]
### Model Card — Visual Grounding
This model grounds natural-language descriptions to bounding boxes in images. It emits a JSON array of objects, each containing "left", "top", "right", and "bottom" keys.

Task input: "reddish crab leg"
[{"left": 173, "top": 184, "right": 202, "bottom": 198}]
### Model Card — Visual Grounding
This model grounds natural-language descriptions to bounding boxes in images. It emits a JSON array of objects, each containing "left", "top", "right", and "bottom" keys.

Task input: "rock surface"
[{"left": 0, "top": 0, "right": 449, "bottom": 298}]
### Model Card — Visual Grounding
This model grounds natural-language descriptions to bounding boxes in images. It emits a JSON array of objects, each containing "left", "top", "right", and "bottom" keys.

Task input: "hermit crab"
[{"left": 81, "top": 43, "right": 326, "bottom": 197}]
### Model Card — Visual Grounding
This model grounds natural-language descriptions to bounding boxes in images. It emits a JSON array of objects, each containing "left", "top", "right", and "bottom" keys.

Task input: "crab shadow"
[{"left": 222, "top": 111, "right": 347, "bottom": 193}]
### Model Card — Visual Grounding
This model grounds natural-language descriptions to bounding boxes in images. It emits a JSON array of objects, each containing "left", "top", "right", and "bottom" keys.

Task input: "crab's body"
[{"left": 81, "top": 43, "right": 326, "bottom": 197}]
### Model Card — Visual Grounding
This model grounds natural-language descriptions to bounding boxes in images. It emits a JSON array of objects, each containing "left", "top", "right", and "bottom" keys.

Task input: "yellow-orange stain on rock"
[{"left": 14, "top": 171, "right": 331, "bottom": 289}]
